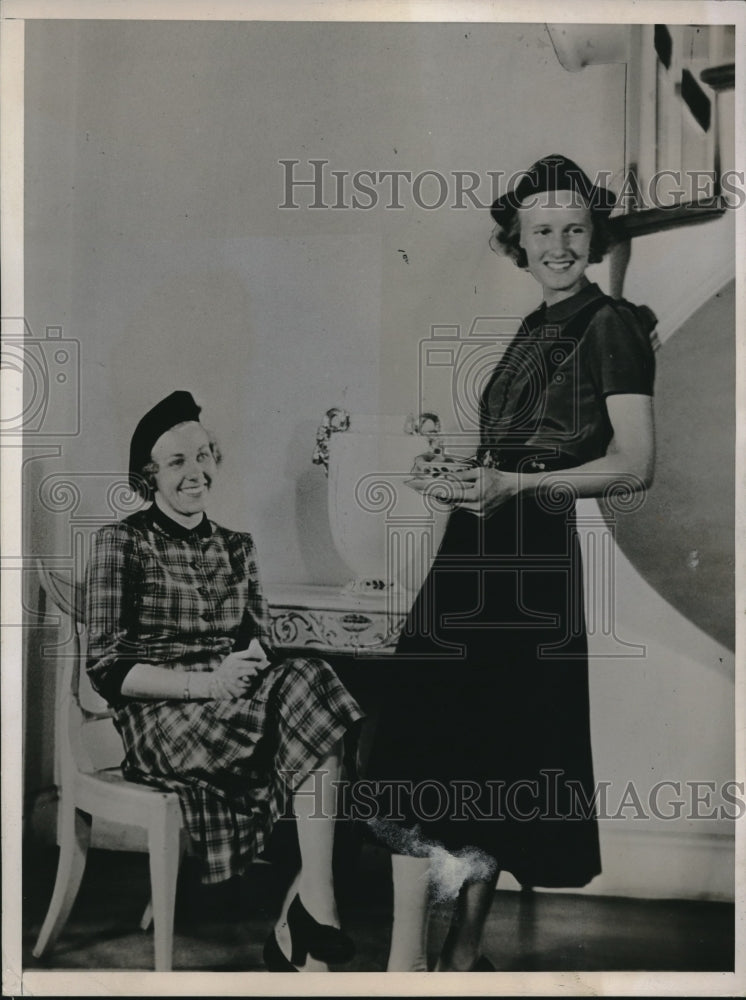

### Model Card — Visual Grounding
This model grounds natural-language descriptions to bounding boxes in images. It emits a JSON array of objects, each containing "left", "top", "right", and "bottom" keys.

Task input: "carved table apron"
[{"left": 266, "top": 584, "right": 409, "bottom": 656}]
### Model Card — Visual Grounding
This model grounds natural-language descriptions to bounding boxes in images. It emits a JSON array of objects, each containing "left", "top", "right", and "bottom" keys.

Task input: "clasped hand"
[
  {"left": 209, "top": 637, "right": 272, "bottom": 700},
  {"left": 406, "top": 453, "right": 521, "bottom": 518}
]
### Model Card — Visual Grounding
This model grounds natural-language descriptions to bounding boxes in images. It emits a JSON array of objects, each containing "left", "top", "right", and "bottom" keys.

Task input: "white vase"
[{"left": 317, "top": 412, "right": 450, "bottom": 597}]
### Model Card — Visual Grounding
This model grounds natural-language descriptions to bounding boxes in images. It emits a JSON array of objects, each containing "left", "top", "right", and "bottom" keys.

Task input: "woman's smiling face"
[
  {"left": 518, "top": 189, "right": 594, "bottom": 304},
  {"left": 150, "top": 421, "right": 216, "bottom": 521}
]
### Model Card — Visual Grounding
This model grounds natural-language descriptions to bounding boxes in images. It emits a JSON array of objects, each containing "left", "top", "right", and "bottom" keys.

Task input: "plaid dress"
[{"left": 85, "top": 503, "right": 364, "bottom": 883}]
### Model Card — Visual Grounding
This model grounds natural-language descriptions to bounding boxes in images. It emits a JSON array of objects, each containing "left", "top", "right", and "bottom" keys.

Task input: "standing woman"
[
  {"left": 364, "top": 155, "right": 656, "bottom": 971},
  {"left": 85, "top": 391, "right": 364, "bottom": 971}
]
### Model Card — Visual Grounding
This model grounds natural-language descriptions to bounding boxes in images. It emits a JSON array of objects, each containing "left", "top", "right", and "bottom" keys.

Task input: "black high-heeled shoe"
[
  {"left": 263, "top": 929, "right": 299, "bottom": 972},
  {"left": 286, "top": 894, "right": 355, "bottom": 965},
  {"left": 470, "top": 954, "right": 496, "bottom": 971},
  {"left": 435, "top": 952, "right": 497, "bottom": 972}
]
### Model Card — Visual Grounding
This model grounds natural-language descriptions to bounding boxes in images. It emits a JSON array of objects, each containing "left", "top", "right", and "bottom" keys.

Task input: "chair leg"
[
  {"left": 139, "top": 898, "right": 153, "bottom": 932},
  {"left": 32, "top": 806, "right": 92, "bottom": 958},
  {"left": 141, "top": 827, "right": 188, "bottom": 932},
  {"left": 147, "top": 798, "right": 183, "bottom": 972}
]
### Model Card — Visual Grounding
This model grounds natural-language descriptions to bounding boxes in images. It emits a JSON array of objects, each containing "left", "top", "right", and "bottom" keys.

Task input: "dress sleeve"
[
  {"left": 583, "top": 302, "right": 656, "bottom": 399},
  {"left": 235, "top": 533, "right": 276, "bottom": 658},
  {"left": 85, "top": 524, "right": 142, "bottom": 707}
]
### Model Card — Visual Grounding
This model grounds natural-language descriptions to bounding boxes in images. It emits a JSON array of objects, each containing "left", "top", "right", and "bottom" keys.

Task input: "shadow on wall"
[
  {"left": 289, "top": 420, "right": 351, "bottom": 585},
  {"left": 600, "top": 280, "right": 735, "bottom": 651}
]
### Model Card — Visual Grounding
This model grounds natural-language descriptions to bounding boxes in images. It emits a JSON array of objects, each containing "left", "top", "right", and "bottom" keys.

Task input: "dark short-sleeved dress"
[
  {"left": 365, "top": 282, "right": 656, "bottom": 888},
  {"left": 85, "top": 502, "right": 364, "bottom": 884}
]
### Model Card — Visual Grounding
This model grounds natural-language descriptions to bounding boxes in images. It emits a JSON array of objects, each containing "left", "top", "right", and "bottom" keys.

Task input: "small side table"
[{"left": 266, "top": 583, "right": 410, "bottom": 656}]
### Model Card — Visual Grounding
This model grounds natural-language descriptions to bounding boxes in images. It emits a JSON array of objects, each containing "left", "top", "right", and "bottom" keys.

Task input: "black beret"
[
  {"left": 490, "top": 154, "right": 616, "bottom": 226},
  {"left": 128, "top": 390, "right": 202, "bottom": 493}
]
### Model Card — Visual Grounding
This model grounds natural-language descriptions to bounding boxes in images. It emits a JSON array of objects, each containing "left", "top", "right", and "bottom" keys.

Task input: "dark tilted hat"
[
  {"left": 128, "top": 390, "right": 202, "bottom": 493},
  {"left": 490, "top": 154, "right": 616, "bottom": 226}
]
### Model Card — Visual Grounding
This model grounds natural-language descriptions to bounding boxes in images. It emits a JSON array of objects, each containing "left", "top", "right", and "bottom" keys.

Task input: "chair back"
[{"left": 37, "top": 560, "right": 123, "bottom": 780}]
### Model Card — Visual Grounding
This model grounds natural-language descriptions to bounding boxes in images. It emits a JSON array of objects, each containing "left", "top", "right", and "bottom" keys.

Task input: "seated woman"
[{"left": 85, "top": 390, "right": 364, "bottom": 971}]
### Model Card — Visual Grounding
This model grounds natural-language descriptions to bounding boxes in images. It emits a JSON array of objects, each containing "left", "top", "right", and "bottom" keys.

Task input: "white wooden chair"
[{"left": 32, "top": 560, "right": 187, "bottom": 971}]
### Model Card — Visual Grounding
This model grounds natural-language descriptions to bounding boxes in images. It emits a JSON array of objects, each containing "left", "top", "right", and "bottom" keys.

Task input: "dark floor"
[{"left": 22, "top": 838, "right": 734, "bottom": 973}]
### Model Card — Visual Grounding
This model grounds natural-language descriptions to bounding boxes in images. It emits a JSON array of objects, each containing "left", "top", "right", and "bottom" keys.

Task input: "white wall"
[
  {"left": 23, "top": 21, "right": 735, "bottom": 900},
  {"left": 577, "top": 514, "right": 735, "bottom": 902},
  {"left": 24, "top": 19, "right": 624, "bottom": 579}
]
